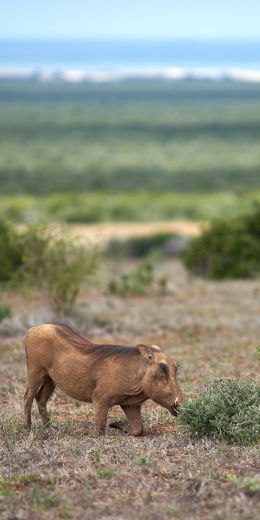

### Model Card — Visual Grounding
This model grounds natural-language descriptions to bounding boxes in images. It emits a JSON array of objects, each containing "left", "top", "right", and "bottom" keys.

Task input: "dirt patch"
[{"left": 70, "top": 220, "right": 204, "bottom": 245}]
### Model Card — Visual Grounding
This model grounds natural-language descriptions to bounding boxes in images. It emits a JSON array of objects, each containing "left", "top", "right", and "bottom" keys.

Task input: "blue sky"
[{"left": 0, "top": 0, "right": 260, "bottom": 40}]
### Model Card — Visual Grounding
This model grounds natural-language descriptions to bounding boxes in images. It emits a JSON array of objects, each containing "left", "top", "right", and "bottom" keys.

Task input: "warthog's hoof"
[
  {"left": 109, "top": 421, "right": 126, "bottom": 432},
  {"left": 95, "top": 428, "right": 106, "bottom": 436},
  {"left": 109, "top": 421, "right": 143, "bottom": 436}
]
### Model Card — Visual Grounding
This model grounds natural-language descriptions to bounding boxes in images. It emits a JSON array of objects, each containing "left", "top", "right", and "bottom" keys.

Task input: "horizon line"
[{"left": 1, "top": 37, "right": 260, "bottom": 43}]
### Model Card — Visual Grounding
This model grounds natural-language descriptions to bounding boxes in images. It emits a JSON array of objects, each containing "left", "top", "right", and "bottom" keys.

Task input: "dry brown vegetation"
[
  {"left": 70, "top": 220, "right": 204, "bottom": 245},
  {"left": 0, "top": 260, "right": 259, "bottom": 520}
]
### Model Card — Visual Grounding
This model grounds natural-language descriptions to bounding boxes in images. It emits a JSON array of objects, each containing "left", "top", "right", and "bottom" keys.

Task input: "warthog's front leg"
[
  {"left": 93, "top": 397, "right": 109, "bottom": 435},
  {"left": 110, "top": 404, "right": 143, "bottom": 436}
]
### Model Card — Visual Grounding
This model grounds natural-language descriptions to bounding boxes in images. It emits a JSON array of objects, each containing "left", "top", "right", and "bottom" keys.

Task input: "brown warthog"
[{"left": 24, "top": 324, "right": 183, "bottom": 435}]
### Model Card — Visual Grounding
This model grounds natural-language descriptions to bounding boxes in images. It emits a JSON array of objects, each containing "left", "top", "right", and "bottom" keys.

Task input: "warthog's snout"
[
  {"left": 169, "top": 404, "right": 179, "bottom": 416},
  {"left": 169, "top": 396, "right": 182, "bottom": 416}
]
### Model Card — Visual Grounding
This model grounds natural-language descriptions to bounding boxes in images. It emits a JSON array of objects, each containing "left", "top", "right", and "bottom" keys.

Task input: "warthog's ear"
[
  {"left": 150, "top": 344, "right": 162, "bottom": 352},
  {"left": 138, "top": 344, "right": 162, "bottom": 360},
  {"left": 138, "top": 344, "right": 154, "bottom": 360}
]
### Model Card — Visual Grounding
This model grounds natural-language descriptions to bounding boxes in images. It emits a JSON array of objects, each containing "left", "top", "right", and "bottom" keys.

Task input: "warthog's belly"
[{"left": 48, "top": 361, "right": 96, "bottom": 403}]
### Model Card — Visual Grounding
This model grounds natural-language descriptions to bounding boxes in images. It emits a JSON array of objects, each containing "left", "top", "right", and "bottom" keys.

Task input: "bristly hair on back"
[{"left": 55, "top": 324, "right": 140, "bottom": 361}]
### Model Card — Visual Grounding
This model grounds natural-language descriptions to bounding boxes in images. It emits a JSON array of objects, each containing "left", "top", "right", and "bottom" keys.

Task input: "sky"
[{"left": 0, "top": 0, "right": 260, "bottom": 40}]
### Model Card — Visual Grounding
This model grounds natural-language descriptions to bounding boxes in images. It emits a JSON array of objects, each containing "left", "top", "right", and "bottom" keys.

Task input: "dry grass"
[{"left": 0, "top": 260, "right": 259, "bottom": 519}]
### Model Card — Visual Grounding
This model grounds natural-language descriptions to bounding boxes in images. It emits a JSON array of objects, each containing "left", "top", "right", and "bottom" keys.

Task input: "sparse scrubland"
[
  {"left": 0, "top": 247, "right": 259, "bottom": 519},
  {"left": 0, "top": 79, "right": 260, "bottom": 222},
  {"left": 0, "top": 79, "right": 260, "bottom": 519}
]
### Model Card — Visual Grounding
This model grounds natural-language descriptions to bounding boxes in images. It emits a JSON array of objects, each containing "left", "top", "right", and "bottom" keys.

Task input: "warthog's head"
[{"left": 138, "top": 344, "right": 183, "bottom": 415}]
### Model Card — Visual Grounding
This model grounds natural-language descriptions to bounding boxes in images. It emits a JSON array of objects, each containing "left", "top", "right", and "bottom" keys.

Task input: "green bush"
[
  {"left": 108, "top": 258, "right": 155, "bottom": 297},
  {"left": 178, "top": 378, "right": 260, "bottom": 445},
  {"left": 0, "top": 222, "right": 97, "bottom": 312},
  {"left": 182, "top": 206, "right": 260, "bottom": 278},
  {"left": 18, "top": 225, "right": 97, "bottom": 314},
  {"left": 108, "top": 256, "right": 168, "bottom": 296},
  {"left": 0, "top": 302, "right": 11, "bottom": 322},
  {"left": 0, "top": 221, "right": 23, "bottom": 282}
]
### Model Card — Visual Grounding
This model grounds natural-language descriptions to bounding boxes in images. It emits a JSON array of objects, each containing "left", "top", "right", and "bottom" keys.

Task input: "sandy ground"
[{"left": 70, "top": 220, "right": 204, "bottom": 244}]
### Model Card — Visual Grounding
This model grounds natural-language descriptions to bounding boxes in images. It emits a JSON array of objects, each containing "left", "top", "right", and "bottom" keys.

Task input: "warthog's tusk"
[{"left": 174, "top": 397, "right": 179, "bottom": 406}]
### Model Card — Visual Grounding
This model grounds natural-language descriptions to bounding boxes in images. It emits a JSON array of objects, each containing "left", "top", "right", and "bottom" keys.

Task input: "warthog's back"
[
  {"left": 25, "top": 324, "right": 70, "bottom": 365},
  {"left": 24, "top": 324, "right": 142, "bottom": 402}
]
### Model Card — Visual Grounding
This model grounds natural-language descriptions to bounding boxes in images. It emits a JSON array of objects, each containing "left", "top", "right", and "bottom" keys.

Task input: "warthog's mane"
[{"left": 55, "top": 325, "right": 140, "bottom": 360}]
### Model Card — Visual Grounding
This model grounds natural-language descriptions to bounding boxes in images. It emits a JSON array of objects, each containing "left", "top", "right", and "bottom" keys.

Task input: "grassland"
[
  {"left": 0, "top": 79, "right": 260, "bottom": 222},
  {"left": 0, "top": 260, "right": 259, "bottom": 519},
  {"left": 0, "top": 78, "right": 259, "bottom": 518}
]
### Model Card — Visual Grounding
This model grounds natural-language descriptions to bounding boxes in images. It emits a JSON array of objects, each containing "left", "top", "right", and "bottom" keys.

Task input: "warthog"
[{"left": 24, "top": 324, "right": 183, "bottom": 435}]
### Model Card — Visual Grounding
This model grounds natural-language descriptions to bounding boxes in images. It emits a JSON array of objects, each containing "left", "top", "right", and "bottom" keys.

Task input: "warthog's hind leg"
[
  {"left": 110, "top": 405, "right": 143, "bottom": 436},
  {"left": 24, "top": 368, "right": 46, "bottom": 429},
  {"left": 35, "top": 375, "right": 55, "bottom": 425}
]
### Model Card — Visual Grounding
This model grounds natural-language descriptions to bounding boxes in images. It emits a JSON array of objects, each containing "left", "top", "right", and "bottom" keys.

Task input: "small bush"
[
  {"left": 108, "top": 258, "right": 155, "bottom": 296},
  {"left": 0, "top": 221, "right": 23, "bottom": 282},
  {"left": 178, "top": 378, "right": 260, "bottom": 445},
  {"left": 18, "top": 224, "right": 97, "bottom": 314},
  {"left": 22, "top": 225, "right": 97, "bottom": 313},
  {"left": 0, "top": 222, "right": 97, "bottom": 313},
  {"left": 183, "top": 206, "right": 260, "bottom": 279},
  {"left": 0, "top": 302, "right": 11, "bottom": 322},
  {"left": 108, "top": 255, "right": 168, "bottom": 297}
]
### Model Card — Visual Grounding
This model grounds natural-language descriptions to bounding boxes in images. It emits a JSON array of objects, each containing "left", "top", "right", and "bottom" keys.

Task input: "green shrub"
[
  {"left": 0, "top": 302, "right": 11, "bottom": 322},
  {"left": 0, "top": 221, "right": 23, "bottom": 282},
  {"left": 183, "top": 206, "right": 260, "bottom": 278},
  {"left": 42, "top": 237, "right": 97, "bottom": 314},
  {"left": 178, "top": 378, "right": 260, "bottom": 445},
  {"left": 18, "top": 224, "right": 97, "bottom": 314},
  {"left": 108, "top": 256, "right": 168, "bottom": 296},
  {"left": 0, "top": 222, "right": 97, "bottom": 313},
  {"left": 108, "top": 258, "right": 155, "bottom": 297}
]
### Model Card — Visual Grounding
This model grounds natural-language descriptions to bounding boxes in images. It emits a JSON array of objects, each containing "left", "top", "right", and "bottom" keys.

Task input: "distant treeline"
[
  {"left": 0, "top": 79, "right": 260, "bottom": 220},
  {"left": 1, "top": 192, "right": 260, "bottom": 223}
]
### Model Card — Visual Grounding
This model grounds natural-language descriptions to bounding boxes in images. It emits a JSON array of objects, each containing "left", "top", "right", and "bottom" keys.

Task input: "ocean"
[{"left": 1, "top": 39, "right": 260, "bottom": 81}]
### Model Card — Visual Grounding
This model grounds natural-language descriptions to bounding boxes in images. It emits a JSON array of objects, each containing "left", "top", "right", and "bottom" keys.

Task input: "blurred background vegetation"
[
  {"left": 0, "top": 77, "right": 260, "bottom": 320},
  {"left": 1, "top": 79, "right": 260, "bottom": 223}
]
